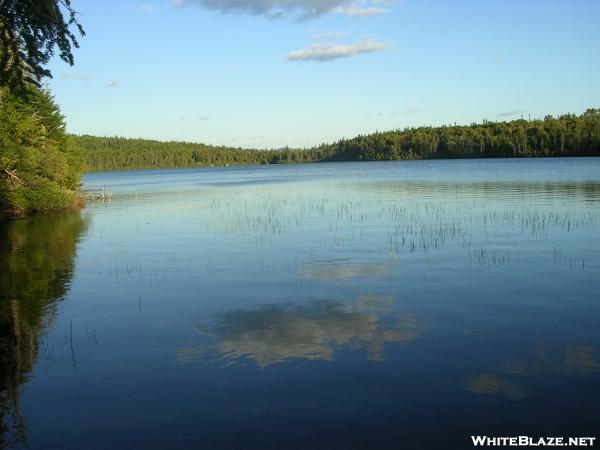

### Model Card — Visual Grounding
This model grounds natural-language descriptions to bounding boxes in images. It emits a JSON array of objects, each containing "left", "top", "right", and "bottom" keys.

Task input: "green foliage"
[
  {"left": 74, "top": 135, "right": 326, "bottom": 171},
  {"left": 78, "top": 109, "right": 600, "bottom": 172},
  {"left": 0, "top": 85, "right": 83, "bottom": 216},
  {"left": 0, "top": 0, "right": 84, "bottom": 87},
  {"left": 320, "top": 109, "right": 600, "bottom": 161}
]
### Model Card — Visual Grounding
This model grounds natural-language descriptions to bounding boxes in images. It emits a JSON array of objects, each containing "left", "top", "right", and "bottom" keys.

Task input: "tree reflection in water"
[{"left": 0, "top": 212, "right": 86, "bottom": 448}]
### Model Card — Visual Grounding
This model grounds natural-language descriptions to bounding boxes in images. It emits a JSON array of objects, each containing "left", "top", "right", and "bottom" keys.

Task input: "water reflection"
[
  {"left": 300, "top": 263, "right": 389, "bottom": 281},
  {"left": 0, "top": 212, "right": 86, "bottom": 448},
  {"left": 465, "top": 344, "right": 600, "bottom": 401},
  {"left": 112, "top": 178, "right": 599, "bottom": 271},
  {"left": 565, "top": 345, "right": 600, "bottom": 373},
  {"left": 5, "top": 161, "right": 598, "bottom": 448},
  {"left": 352, "top": 180, "right": 600, "bottom": 204},
  {"left": 179, "top": 296, "right": 425, "bottom": 367},
  {"left": 464, "top": 374, "right": 527, "bottom": 401}
]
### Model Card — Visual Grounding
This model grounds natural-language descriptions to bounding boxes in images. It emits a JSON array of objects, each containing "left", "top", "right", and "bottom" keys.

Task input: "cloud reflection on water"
[
  {"left": 178, "top": 296, "right": 425, "bottom": 367},
  {"left": 299, "top": 263, "right": 389, "bottom": 280},
  {"left": 464, "top": 344, "right": 600, "bottom": 401}
]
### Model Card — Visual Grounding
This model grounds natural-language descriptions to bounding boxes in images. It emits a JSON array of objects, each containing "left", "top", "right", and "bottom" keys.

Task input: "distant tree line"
[
  {"left": 75, "top": 135, "right": 323, "bottom": 171},
  {"left": 78, "top": 109, "right": 600, "bottom": 172},
  {"left": 320, "top": 109, "right": 600, "bottom": 161}
]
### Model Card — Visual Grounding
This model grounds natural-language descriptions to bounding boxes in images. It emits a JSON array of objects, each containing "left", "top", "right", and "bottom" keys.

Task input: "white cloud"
[
  {"left": 334, "top": 6, "right": 387, "bottom": 17},
  {"left": 138, "top": 3, "right": 153, "bottom": 12},
  {"left": 311, "top": 31, "right": 349, "bottom": 41},
  {"left": 173, "top": 0, "right": 388, "bottom": 19},
  {"left": 106, "top": 80, "right": 119, "bottom": 88},
  {"left": 287, "top": 38, "right": 388, "bottom": 62}
]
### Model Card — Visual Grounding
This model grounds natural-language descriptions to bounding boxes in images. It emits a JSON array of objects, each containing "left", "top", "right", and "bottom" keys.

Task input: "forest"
[
  {"left": 0, "top": 86, "right": 83, "bottom": 216},
  {"left": 78, "top": 109, "right": 600, "bottom": 172},
  {"left": 1, "top": 0, "right": 84, "bottom": 217}
]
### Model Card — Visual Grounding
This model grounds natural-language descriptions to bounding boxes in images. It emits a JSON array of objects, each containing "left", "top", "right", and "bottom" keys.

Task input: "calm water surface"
[{"left": 1, "top": 158, "right": 599, "bottom": 449}]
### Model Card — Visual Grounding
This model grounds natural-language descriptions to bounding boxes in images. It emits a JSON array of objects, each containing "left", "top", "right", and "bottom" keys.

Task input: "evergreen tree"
[
  {"left": 0, "top": 85, "right": 82, "bottom": 216},
  {"left": 0, "top": 0, "right": 84, "bottom": 87}
]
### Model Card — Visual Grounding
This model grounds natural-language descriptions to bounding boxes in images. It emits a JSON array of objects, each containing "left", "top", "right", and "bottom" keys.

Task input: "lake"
[{"left": 1, "top": 158, "right": 599, "bottom": 449}]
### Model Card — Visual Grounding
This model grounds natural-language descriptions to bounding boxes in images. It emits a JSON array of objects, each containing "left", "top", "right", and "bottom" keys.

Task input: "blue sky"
[{"left": 47, "top": 0, "right": 600, "bottom": 149}]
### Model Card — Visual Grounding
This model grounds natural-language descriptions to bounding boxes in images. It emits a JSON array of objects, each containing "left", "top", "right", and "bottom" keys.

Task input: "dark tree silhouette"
[{"left": 0, "top": 0, "right": 84, "bottom": 87}]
